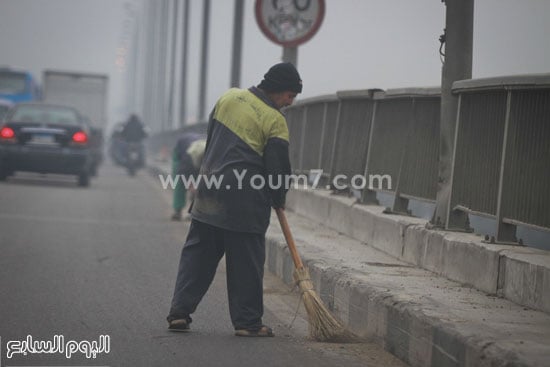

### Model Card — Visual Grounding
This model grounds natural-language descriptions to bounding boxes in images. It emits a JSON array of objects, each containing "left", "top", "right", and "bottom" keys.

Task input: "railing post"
[
  {"left": 328, "top": 100, "right": 343, "bottom": 187},
  {"left": 389, "top": 99, "right": 415, "bottom": 215},
  {"left": 317, "top": 102, "right": 328, "bottom": 170},
  {"left": 445, "top": 93, "right": 472, "bottom": 231},
  {"left": 298, "top": 106, "right": 308, "bottom": 173},
  {"left": 495, "top": 90, "right": 518, "bottom": 244},
  {"left": 313, "top": 102, "right": 331, "bottom": 187},
  {"left": 361, "top": 99, "right": 379, "bottom": 204}
]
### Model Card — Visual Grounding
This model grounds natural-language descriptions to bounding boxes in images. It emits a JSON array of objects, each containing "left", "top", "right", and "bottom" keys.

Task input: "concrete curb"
[
  {"left": 264, "top": 230, "right": 549, "bottom": 367},
  {"left": 286, "top": 188, "right": 550, "bottom": 315}
]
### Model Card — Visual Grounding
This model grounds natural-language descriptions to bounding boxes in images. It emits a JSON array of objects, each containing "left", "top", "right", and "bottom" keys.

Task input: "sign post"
[{"left": 255, "top": 0, "right": 325, "bottom": 66}]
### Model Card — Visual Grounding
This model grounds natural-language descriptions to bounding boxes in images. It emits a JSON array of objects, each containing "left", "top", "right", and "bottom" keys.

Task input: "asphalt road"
[{"left": 0, "top": 162, "right": 407, "bottom": 367}]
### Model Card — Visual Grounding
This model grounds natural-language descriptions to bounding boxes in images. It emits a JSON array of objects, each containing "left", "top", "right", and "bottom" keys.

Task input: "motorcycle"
[{"left": 124, "top": 141, "right": 144, "bottom": 176}]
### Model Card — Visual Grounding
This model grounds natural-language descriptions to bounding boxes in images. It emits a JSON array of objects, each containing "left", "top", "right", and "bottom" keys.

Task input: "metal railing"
[
  {"left": 284, "top": 73, "right": 550, "bottom": 244},
  {"left": 448, "top": 75, "right": 550, "bottom": 243},
  {"left": 285, "top": 88, "right": 440, "bottom": 211},
  {"left": 362, "top": 88, "right": 440, "bottom": 211}
]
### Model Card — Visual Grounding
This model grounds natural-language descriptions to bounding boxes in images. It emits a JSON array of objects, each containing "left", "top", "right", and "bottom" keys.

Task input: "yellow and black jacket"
[{"left": 191, "top": 87, "right": 291, "bottom": 234}]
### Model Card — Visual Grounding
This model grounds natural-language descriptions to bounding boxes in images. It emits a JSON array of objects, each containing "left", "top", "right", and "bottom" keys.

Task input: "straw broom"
[{"left": 275, "top": 208, "right": 356, "bottom": 342}]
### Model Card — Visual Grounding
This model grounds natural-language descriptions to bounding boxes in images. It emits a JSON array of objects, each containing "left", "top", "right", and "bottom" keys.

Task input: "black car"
[{"left": 0, "top": 102, "right": 94, "bottom": 186}]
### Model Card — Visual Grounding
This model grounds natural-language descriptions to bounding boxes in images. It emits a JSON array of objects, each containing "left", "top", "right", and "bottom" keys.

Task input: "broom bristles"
[{"left": 293, "top": 267, "right": 357, "bottom": 343}]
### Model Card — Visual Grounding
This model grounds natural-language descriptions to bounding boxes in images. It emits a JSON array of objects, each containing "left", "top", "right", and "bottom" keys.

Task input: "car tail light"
[
  {"left": 1, "top": 126, "right": 15, "bottom": 139},
  {"left": 72, "top": 131, "right": 88, "bottom": 144}
]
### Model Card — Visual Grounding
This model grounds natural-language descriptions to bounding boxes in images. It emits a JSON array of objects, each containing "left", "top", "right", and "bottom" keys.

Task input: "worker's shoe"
[
  {"left": 168, "top": 318, "right": 191, "bottom": 332},
  {"left": 234, "top": 325, "right": 274, "bottom": 337},
  {"left": 171, "top": 212, "right": 182, "bottom": 221}
]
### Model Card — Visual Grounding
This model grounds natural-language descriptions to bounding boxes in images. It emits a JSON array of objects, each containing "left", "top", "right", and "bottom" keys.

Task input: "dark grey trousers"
[{"left": 168, "top": 219, "right": 266, "bottom": 330}]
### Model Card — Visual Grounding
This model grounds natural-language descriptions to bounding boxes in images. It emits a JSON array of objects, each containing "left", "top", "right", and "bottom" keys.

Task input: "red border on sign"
[{"left": 255, "top": 0, "right": 325, "bottom": 48}]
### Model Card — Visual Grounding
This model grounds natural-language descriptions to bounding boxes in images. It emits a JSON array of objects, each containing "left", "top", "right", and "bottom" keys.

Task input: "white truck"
[
  {"left": 42, "top": 70, "right": 109, "bottom": 175},
  {"left": 42, "top": 70, "right": 109, "bottom": 128}
]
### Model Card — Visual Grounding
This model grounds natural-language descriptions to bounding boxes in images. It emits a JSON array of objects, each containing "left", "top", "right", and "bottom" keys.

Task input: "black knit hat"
[{"left": 257, "top": 62, "right": 302, "bottom": 94}]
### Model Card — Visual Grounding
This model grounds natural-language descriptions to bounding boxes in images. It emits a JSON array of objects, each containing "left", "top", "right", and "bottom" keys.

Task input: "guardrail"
[
  {"left": 448, "top": 75, "right": 550, "bottom": 243},
  {"left": 284, "top": 73, "right": 550, "bottom": 246},
  {"left": 286, "top": 87, "right": 441, "bottom": 213}
]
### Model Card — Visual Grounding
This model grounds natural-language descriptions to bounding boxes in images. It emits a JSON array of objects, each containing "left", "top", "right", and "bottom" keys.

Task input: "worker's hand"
[{"left": 271, "top": 195, "right": 286, "bottom": 210}]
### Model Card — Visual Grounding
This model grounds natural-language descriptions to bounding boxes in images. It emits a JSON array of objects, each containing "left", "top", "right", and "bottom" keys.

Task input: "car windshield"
[
  {"left": 10, "top": 105, "right": 80, "bottom": 125},
  {"left": 0, "top": 72, "right": 27, "bottom": 94}
]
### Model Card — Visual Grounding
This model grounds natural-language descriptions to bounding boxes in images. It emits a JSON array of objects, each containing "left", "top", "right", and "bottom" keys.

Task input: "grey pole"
[
  {"left": 129, "top": 19, "right": 140, "bottom": 115},
  {"left": 282, "top": 46, "right": 298, "bottom": 67},
  {"left": 167, "top": 0, "right": 179, "bottom": 129},
  {"left": 198, "top": 0, "right": 211, "bottom": 122},
  {"left": 158, "top": 0, "right": 170, "bottom": 131},
  {"left": 179, "top": 0, "right": 190, "bottom": 127},
  {"left": 151, "top": 1, "right": 163, "bottom": 132},
  {"left": 135, "top": 3, "right": 148, "bottom": 119},
  {"left": 230, "top": 0, "right": 244, "bottom": 88},
  {"left": 133, "top": 2, "right": 144, "bottom": 122},
  {"left": 143, "top": 1, "right": 157, "bottom": 127},
  {"left": 431, "top": 0, "right": 474, "bottom": 228}
]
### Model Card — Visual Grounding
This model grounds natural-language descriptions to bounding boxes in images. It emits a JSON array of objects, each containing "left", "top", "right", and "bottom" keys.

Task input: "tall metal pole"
[
  {"left": 129, "top": 18, "right": 139, "bottom": 115},
  {"left": 198, "top": 0, "right": 211, "bottom": 122},
  {"left": 134, "top": 2, "right": 148, "bottom": 120},
  {"left": 230, "top": 0, "right": 244, "bottom": 88},
  {"left": 158, "top": 0, "right": 170, "bottom": 131},
  {"left": 143, "top": 1, "right": 157, "bottom": 127},
  {"left": 431, "top": 0, "right": 474, "bottom": 228},
  {"left": 167, "top": 0, "right": 179, "bottom": 129},
  {"left": 151, "top": 1, "right": 163, "bottom": 131},
  {"left": 179, "top": 0, "right": 190, "bottom": 127},
  {"left": 282, "top": 46, "right": 298, "bottom": 67}
]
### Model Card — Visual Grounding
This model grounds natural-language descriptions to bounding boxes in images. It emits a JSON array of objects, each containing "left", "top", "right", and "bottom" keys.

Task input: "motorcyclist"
[
  {"left": 121, "top": 114, "right": 147, "bottom": 142},
  {"left": 120, "top": 114, "right": 147, "bottom": 170}
]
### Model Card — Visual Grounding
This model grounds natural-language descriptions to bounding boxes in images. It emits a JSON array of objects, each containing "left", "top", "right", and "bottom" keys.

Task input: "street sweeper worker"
[{"left": 167, "top": 62, "right": 302, "bottom": 337}]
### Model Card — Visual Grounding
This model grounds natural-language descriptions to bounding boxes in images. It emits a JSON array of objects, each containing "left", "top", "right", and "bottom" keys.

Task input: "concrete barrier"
[
  {"left": 285, "top": 188, "right": 550, "bottom": 314},
  {"left": 264, "top": 220, "right": 550, "bottom": 367}
]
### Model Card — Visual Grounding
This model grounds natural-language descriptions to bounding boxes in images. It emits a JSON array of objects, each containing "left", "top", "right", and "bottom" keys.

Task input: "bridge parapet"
[
  {"left": 449, "top": 74, "right": 550, "bottom": 243},
  {"left": 285, "top": 73, "right": 550, "bottom": 247}
]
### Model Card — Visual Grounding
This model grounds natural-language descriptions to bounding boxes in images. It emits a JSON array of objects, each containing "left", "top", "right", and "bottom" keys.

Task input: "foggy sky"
[{"left": 1, "top": 0, "right": 549, "bottom": 128}]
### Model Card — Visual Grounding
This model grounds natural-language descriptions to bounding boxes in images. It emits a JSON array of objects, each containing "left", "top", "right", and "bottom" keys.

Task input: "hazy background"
[{"left": 1, "top": 0, "right": 549, "bottom": 131}]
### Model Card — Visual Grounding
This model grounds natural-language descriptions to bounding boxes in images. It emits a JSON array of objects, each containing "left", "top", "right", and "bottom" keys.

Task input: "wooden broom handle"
[{"left": 275, "top": 208, "right": 304, "bottom": 269}]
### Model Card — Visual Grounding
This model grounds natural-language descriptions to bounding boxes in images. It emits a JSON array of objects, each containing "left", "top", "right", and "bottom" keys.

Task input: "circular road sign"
[{"left": 255, "top": 0, "right": 325, "bottom": 48}]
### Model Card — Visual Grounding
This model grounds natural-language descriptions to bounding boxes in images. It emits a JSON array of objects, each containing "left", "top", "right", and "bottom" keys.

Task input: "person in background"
[
  {"left": 167, "top": 62, "right": 302, "bottom": 337},
  {"left": 120, "top": 114, "right": 147, "bottom": 143},
  {"left": 120, "top": 114, "right": 148, "bottom": 168},
  {"left": 171, "top": 133, "right": 205, "bottom": 221}
]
